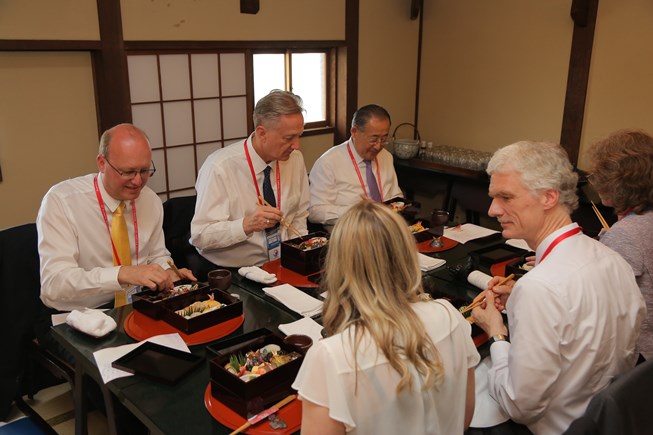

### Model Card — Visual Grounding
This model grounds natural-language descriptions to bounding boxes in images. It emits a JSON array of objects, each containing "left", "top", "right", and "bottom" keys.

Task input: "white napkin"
[
  {"left": 505, "top": 239, "right": 531, "bottom": 251},
  {"left": 470, "top": 356, "right": 510, "bottom": 428},
  {"left": 279, "top": 317, "right": 325, "bottom": 343},
  {"left": 418, "top": 253, "right": 447, "bottom": 272},
  {"left": 238, "top": 266, "right": 277, "bottom": 284},
  {"left": 262, "top": 283, "right": 323, "bottom": 317},
  {"left": 66, "top": 308, "right": 117, "bottom": 338}
]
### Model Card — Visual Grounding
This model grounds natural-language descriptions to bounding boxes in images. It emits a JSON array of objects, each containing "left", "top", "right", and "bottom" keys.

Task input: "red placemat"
[
  {"left": 417, "top": 236, "right": 458, "bottom": 253},
  {"left": 124, "top": 311, "right": 244, "bottom": 346},
  {"left": 489, "top": 258, "right": 520, "bottom": 278},
  {"left": 261, "top": 260, "right": 320, "bottom": 288},
  {"left": 204, "top": 384, "right": 301, "bottom": 434}
]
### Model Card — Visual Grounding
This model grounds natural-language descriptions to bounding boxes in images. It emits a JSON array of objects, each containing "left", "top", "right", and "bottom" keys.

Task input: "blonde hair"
[{"left": 322, "top": 200, "right": 444, "bottom": 393}]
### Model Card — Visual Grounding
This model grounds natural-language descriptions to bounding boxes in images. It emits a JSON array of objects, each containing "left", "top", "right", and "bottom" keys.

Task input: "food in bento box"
[
  {"left": 152, "top": 283, "right": 199, "bottom": 302},
  {"left": 389, "top": 201, "right": 409, "bottom": 212},
  {"left": 175, "top": 293, "right": 226, "bottom": 319},
  {"left": 296, "top": 236, "right": 328, "bottom": 251},
  {"left": 408, "top": 221, "right": 426, "bottom": 233},
  {"left": 225, "top": 344, "right": 301, "bottom": 381}
]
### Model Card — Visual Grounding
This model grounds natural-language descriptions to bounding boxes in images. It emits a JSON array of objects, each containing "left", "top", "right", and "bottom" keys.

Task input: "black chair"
[
  {"left": 563, "top": 360, "right": 653, "bottom": 435},
  {"left": 162, "top": 195, "right": 214, "bottom": 280},
  {"left": 448, "top": 179, "right": 493, "bottom": 226},
  {"left": 0, "top": 223, "right": 73, "bottom": 432}
]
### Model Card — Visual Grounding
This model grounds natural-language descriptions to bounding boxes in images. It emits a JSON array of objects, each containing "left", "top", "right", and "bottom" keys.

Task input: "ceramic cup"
[
  {"left": 208, "top": 269, "right": 232, "bottom": 291},
  {"left": 283, "top": 334, "right": 313, "bottom": 353}
]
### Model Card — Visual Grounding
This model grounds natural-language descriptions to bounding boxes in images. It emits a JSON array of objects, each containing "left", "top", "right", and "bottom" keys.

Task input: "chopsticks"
[
  {"left": 167, "top": 260, "right": 182, "bottom": 280},
  {"left": 591, "top": 201, "right": 610, "bottom": 230},
  {"left": 460, "top": 273, "right": 515, "bottom": 315},
  {"left": 229, "top": 394, "right": 296, "bottom": 435},
  {"left": 257, "top": 196, "right": 304, "bottom": 239}
]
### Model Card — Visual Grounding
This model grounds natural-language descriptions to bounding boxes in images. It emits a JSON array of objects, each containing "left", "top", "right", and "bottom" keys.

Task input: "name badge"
[{"left": 266, "top": 227, "right": 281, "bottom": 261}]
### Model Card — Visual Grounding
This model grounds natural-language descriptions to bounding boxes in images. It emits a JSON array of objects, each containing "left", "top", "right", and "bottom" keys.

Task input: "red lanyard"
[
  {"left": 94, "top": 176, "right": 139, "bottom": 266},
  {"left": 244, "top": 139, "right": 281, "bottom": 209},
  {"left": 346, "top": 141, "right": 384, "bottom": 201},
  {"left": 540, "top": 226, "right": 582, "bottom": 263}
]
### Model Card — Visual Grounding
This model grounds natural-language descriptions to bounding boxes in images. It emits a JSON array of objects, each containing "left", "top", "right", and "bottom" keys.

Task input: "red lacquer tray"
[
  {"left": 261, "top": 259, "right": 320, "bottom": 289},
  {"left": 204, "top": 384, "right": 301, "bottom": 434},
  {"left": 417, "top": 236, "right": 458, "bottom": 253},
  {"left": 489, "top": 258, "right": 521, "bottom": 278},
  {"left": 124, "top": 311, "right": 244, "bottom": 346}
]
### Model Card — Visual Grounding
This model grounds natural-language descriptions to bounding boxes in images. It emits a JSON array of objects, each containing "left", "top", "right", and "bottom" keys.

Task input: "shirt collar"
[
  {"left": 535, "top": 222, "right": 580, "bottom": 264},
  {"left": 248, "top": 134, "right": 275, "bottom": 174},
  {"left": 349, "top": 138, "right": 365, "bottom": 164},
  {"left": 96, "top": 172, "right": 124, "bottom": 213}
]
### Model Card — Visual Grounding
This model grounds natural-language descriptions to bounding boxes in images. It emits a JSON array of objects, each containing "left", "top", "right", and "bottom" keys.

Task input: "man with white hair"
[{"left": 471, "top": 141, "right": 645, "bottom": 435}]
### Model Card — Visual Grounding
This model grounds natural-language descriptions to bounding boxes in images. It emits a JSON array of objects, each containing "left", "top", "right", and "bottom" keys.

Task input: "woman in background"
[
  {"left": 588, "top": 129, "right": 653, "bottom": 360},
  {"left": 292, "top": 200, "right": 480, "bottom": 434}
]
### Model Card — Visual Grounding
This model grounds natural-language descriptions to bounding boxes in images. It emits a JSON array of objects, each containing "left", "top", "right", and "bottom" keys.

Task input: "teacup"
[
  {"left": 283, "top": 334, "right": 313, "bottom": 353},
  {"left": 208, "top": 269, "right": 232, "bottom": 291}
]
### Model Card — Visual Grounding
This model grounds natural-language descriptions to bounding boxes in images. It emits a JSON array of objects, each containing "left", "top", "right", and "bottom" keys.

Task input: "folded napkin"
[
  {"left": 238, "top": 266, "right": 277, "bottom": 284},
  {"left": 470, "top": 356, "right": 510, "bottom": 428},
  {"left": 418, "top": 253, "right": 447, "bottom": 272},
  {"left": 278, "top": 317, "right": 325, "bottom": 343},
  {"left": 262, "top": 284, "right": 323, "bottom": 317},
  {"left": 66, "top": 308, "right": 117, "bottom": 338}
]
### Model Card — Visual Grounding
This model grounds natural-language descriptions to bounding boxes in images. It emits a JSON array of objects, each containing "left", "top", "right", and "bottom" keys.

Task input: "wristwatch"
[{"left": 488, "top": 334, "right": 510, "bottom": 345}]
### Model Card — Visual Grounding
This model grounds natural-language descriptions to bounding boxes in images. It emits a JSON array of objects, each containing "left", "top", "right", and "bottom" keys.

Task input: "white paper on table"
[
  {"left": 93, "top": 333, "right": 189, "bottom": 384},
  {"left": 278, "top": 317, "right": 325, "bottom": 343},
  {"left": 470, "top": 356, "right": 510, "bottom": 428},
  {"left": 443, "top": 223, "right": 500, "bottom": 244},
  {"left": 505, "top": 239, "right": 531, "bottom": 251},
  {"left": 417, "top": 253, "right": 446, "bottom": 271},
  {"left": 262, "top": 284, "right": 323, "bottom": 317}
]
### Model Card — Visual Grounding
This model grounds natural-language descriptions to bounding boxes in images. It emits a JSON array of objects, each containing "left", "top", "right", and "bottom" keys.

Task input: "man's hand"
[
  {"left": 242, "top": 205, "right": 283, "bottom": 235},
  {"left": 118, "top": 264, "right": 177, "bottom": 290},
  {"left": 169, "top": 267, "right": 197, "bottom": 283},
  {"left": 487, "top": 275, "right": 515, "bottom": 312},
  {"left": 471, "top": 291, "right": 508, "bottom": 337}
]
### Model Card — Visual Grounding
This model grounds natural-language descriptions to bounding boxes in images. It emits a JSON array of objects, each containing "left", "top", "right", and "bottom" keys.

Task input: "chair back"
[
  {"left": 563, "top": 360, "right": 653, "bottom": 435},
  {"left": 0, "top": 223, "right": 42, "bottom": 419}
]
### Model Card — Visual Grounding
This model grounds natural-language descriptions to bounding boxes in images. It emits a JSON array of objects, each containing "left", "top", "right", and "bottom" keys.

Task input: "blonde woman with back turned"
[{"left": 292, "top": 200, "right": 480, "bottom": 434}]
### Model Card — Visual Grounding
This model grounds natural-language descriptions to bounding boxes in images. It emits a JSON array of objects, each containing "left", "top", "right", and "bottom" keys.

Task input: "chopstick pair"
[
  {"left": 167, "top": 260, "right": 182, "bottom": 280},
  {"left": 460, "top": 273, "right": 515, "bottom": 315},
  {"left": 590, "top": 201, "right": 610, "bottom": 230},
  {"left": 256, "top": 196, "right": 304, "bottom": 239},
  {"left": 229, "top": 394, "right": 296, "bottom": 435}
]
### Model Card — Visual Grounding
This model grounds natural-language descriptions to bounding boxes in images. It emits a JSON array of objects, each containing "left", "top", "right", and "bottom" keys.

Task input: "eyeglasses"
[
  {"left": 366, "top": 136, "right": 389, "bottom": 146},
  {"left": 105, "top": 158, "right": 156, "bottom": 179}
]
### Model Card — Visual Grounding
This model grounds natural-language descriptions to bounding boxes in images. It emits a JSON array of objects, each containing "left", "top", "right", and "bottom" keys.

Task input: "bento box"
[
  {"left": 280, "top": 231, "right": 328, "bottom": 275},
  {"left": 137, "top": 286, "right": 242, "bottom": 334},
  {"left": 385, "top": 197, "right": 420, "bottom": 222},
  {"left": 132, "top": 280, "right": 209, "bottom": 320},
  {"left": 207, "top": 328, "right": 304, "bottom": 417}
]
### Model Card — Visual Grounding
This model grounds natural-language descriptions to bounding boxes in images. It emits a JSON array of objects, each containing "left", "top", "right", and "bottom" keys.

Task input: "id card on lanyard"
[{"left": 244, "top": 140, "right": 282, "bottom": 261}]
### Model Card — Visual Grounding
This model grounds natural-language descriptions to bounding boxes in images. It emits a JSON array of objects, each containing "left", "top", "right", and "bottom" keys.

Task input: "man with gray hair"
[
  {"left": 471, "top": 141, "right": 645, "bottom": 435},
  {"left": 191, "top": 90, "right": 309, "bottom": 269},
  {"left": 308, "top": 104, "right": 402, "bottom": 232}
]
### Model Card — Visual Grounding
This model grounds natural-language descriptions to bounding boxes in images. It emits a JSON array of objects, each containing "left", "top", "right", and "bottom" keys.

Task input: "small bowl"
[{"left": 283, "top": 334, "right": 313, "bottom": 353}]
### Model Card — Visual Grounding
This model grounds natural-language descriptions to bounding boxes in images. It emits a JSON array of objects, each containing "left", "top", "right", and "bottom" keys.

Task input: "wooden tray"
[
  {"left": 123, "top": 310, "right": 244, "bottom": 346},
  {"left": 261, "top": 259, "right": 321, "bottom": 289},
  {"left": 204, "top": 384, "right": 301, "bottom": 434},
  {"left": 417, "top": 236, "right": 458, "bottom": 253}
]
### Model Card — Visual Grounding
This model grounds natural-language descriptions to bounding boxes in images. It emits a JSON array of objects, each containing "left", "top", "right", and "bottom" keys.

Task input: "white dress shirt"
[
  {"left": 191, "top": 136, "right": 309, "bottom": 267},
  {"left": 293, "top": 299, "right": 480, "bottom": 434},
  {"left": 37, "top": 173, "right": 171, "bottom": 311},
  {"left": 308, "top": 140, "right": 402, "bottom": 230},
  {"left": 487, "top": 223, "right": 645, "bottom": 435}
]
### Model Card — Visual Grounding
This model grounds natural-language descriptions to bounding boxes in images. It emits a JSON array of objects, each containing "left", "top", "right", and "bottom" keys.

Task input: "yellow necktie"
[{"left": 111, "top": 201, "right": 131, "bottom": 307}]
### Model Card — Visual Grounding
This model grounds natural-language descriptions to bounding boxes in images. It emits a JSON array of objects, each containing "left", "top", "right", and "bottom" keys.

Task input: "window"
[
  {"left": 253, "top": 50, "right": 328, "bottom": 128},
  {"left": 127, "top": 52, "right": 248, "bottom": 200}
]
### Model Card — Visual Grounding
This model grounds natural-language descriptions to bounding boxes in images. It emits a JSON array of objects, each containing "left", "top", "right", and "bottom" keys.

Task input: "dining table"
[{"left": 50, "top": 228, "right": 523, "bottom": 435}]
